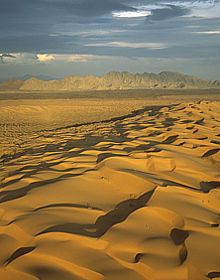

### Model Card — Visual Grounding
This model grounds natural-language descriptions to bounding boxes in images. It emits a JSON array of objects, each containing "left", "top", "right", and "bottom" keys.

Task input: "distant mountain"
[
  {"left": 19, "top": 74, "right": 53, "bottom": 81},
  {"left": 0, "top": 79, "right": 24, "bottom": 90},
  {"left": 0, "top": 74, "right": 53, "bottom": 83},
  {"left": 1, "top": 71, "right": 219, "bottom": 91}
]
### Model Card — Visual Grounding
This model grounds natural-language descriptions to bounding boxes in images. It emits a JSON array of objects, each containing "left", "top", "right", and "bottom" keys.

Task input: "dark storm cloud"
[
  {"left": 58, "top": 0, "right": 135, "bottom": 17},
  {"left": 0, "top": 0, "right": 220, "bottom": 79},
  {"left": 0, "top": 0, "right": 134, "bottom": 20},
  {"left": 0, "top": 0, "right": 134, "bottom": 38},
  {"left": 0, "top": 34, "right": 80, "bottom": 53},
  {"left": 147, "top": 5, "right": 190, "bottom": 21}
]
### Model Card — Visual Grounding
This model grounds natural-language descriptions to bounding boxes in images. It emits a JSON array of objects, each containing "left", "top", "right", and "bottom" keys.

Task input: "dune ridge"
[{"left": 0, "top": 101, "right": 220, "bottom": 280}]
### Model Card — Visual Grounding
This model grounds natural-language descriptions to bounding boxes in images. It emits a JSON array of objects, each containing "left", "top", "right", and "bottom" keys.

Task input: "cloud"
[
  {"left": 68, "top": 54, "right": 95, "bottom": 62},
  {"left": 0, "top": 53, "right": 16, "bottom": 63},
  {"left": 0, "top": 52, "right": 37, "bottom": 64},
  {"left": 147, "top": 4, "right": 189, "bottom": 21},
  {"left": 129, "top": 1, "right": 219, "bottom": 21},
  {"left": 193, "top": 30, "right": 220, "bottom": 35},
  {"left": 59, "top": 0, "right": 135, "bottom": 17},
  {"left": 86, "top": 41, "right": 168, "bottom": 49},
  {"left": 36, "top": 53, "right": 101, "bottom": 63},
  {"left": 0, "top": 0, "right": 220, "bottom": 80},
  {"left": 174, "top": 0, "right": 220, "bottom": 19},
  {"left": 112, "top": 10, "right": 151, "bottom": 18},
  {"left": 36, "top": 54, "right": 55, "bottom": 62}
]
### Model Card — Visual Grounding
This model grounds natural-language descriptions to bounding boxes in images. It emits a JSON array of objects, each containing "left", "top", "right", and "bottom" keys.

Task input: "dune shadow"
[
  {"left": 5, "top": 246, "right": 35, "bottom": 265},
  {"left": 38, "top": 189, "right": 155, "bottom": 238}
]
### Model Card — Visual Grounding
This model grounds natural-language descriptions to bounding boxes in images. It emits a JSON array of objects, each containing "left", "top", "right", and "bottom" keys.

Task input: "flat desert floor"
[{"left": 0, "top": 94, "right": 220, "bottom": 280}]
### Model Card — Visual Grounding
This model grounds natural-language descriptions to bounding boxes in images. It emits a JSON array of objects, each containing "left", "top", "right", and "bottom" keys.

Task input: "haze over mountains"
[{"left": 0, "top": 71, "right": 220, "bottom": 91}]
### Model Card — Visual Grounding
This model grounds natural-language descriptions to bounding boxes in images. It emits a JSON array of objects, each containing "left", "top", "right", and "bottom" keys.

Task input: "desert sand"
[{"left": 0, "top": 99, "right": 220, "bottom": 280}]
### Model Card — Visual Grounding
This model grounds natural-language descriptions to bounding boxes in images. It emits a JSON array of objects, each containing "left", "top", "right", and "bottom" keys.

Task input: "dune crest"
[{"left": 0, "top": 101, "right": 220, "bottom": 280}]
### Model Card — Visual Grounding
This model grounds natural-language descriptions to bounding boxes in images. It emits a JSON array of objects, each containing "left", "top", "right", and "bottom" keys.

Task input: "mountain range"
[{"left": 0, "top": 71, "right": 219, "bottom": 91}]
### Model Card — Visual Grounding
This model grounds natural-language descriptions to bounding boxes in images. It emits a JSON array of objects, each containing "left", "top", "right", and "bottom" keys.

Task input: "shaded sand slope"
[{"left": 0, "top": 101, "right": 220, "bottom": 280}]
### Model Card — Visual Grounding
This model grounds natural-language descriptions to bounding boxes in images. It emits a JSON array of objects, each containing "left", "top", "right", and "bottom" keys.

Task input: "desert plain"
[{"left": 0, "top": 90, "right": 220, "bottom": 280}]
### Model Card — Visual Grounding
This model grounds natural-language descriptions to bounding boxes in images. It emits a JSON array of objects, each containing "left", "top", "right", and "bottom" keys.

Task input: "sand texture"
[
  {"left": 0, "top": 99, "right": 162, "bottom": 156},
  {"left": 0, "top": 101, "right": 220, "bottom": 280}
]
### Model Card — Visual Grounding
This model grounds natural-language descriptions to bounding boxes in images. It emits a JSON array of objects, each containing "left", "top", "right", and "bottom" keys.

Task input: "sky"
[{"left": 0, "top": 0, "right": 220, "bottom": 80}]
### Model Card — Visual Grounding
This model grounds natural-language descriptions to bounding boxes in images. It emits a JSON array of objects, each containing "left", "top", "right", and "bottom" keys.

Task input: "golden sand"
[{"left": 0, "top": 100, "right": 220, "bottom": 280}]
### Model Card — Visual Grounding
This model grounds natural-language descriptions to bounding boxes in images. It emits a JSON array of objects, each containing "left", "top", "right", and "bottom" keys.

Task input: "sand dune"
[{"left": 0, "top": 101, "right": 220, "bottom": 280}]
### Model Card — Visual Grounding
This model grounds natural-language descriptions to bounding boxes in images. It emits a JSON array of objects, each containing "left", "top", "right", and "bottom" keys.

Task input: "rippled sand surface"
[
  {"left": 0, "top": 100, "right": 220, "bottom": 280},
  {"left": 0, "top": 99, "right": 161, "bottom": 156}
]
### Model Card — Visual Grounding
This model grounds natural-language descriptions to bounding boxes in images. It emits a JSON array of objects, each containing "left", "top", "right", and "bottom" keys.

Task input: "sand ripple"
[{"left": 0, "top": 101, "right": 220, "bottom": 280}]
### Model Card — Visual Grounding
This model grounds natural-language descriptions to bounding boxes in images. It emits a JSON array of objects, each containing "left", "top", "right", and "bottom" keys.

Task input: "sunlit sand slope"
[{"left": 0, "top": 101, "right": 220, "bottom": 280}]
